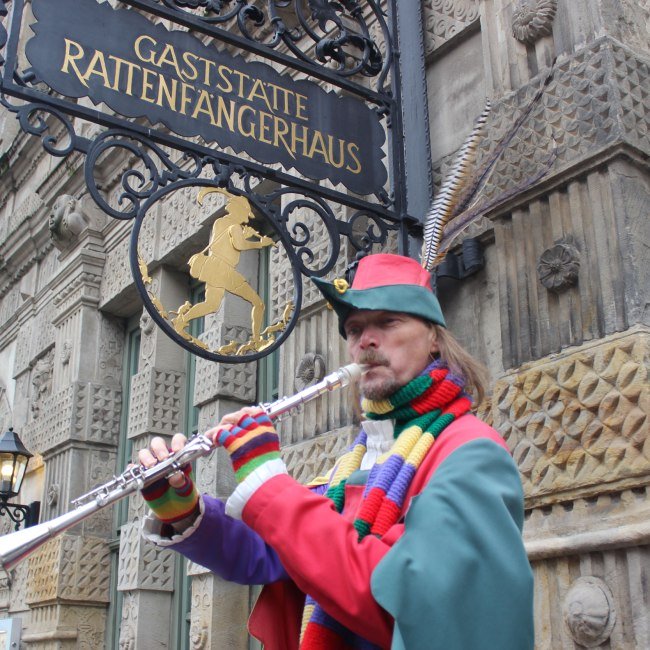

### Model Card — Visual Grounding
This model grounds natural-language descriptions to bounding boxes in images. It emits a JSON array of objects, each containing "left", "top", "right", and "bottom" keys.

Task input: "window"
[{"left": 257, "top": 245, "right": 280, "bottom": 403}]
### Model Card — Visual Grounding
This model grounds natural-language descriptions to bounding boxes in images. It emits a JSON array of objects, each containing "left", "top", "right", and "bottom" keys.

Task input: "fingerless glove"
[
  {"left": 215, "top": 411, "right": 280, "bottom": 483},
  {"left": 141, "top": 463, "right": 200, "bottom": 525}
]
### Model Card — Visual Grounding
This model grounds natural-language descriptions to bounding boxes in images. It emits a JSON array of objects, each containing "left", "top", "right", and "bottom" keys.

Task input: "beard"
[
  {"left": 357, "top": 349, "right": 401, "bottom": 401},
  {"left": 360, "top": 377, "right": 402, "bottom": 401}
]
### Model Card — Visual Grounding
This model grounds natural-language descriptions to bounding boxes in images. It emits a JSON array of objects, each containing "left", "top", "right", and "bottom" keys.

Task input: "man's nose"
[{"left": 359, "top": 326, "right": 378, "bottom": 349}]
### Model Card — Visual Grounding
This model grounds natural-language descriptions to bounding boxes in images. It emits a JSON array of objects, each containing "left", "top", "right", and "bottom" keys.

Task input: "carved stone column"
[
  {"left": 18, "top": 197, "right": 120, "bottom": 649},
  {"left": 117, "top": 267, "right": 188, "bottom": 650}
]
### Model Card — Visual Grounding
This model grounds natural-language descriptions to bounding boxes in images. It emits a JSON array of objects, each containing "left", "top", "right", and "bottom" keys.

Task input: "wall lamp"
[{"left": 0, "top": 428, "right": 40, "bottom": 531}]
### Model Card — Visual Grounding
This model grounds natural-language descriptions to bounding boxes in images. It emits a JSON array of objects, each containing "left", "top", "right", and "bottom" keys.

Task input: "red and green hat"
[{"left": 311, "top": 254, "right": 446, "bottom": 337}]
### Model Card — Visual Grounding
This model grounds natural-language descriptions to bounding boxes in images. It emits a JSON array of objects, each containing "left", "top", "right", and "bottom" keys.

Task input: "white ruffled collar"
[{"left": 360, "top": 419, "right": 394, "bottom": 470}]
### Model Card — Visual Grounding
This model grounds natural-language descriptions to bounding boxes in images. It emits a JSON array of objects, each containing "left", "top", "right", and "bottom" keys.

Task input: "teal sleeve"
[{"left": 370, "top": 438, "right": 534, "bottom": 650}]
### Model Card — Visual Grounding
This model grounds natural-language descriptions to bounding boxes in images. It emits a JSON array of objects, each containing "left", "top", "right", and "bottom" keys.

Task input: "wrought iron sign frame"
[{"left": 0, "top": 0, "right": 413, "bottom": 363}]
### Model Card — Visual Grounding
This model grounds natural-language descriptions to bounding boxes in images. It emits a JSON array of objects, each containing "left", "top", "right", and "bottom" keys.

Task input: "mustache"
[{"left": 357, "top": 350, "right": 390, "bottom": 366}]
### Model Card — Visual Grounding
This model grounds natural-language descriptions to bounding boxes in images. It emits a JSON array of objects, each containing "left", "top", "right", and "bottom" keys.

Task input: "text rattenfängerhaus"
[{"left": 61, "top": 35, "right": 362, "bottom": 174}]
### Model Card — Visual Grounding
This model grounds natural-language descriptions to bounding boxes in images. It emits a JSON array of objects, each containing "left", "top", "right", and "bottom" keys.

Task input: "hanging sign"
[{"left": 25, "top": 0, "right": 387, "bottom": 196}]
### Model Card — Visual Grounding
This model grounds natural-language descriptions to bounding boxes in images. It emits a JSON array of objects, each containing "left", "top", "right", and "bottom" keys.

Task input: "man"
[{"left": 139, "top": 253, "right": 534, "bottom": 649}]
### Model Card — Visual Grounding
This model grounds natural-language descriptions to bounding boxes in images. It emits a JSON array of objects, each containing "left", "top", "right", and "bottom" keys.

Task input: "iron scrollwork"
[
  {"left": 0, "top": 500, "right": 31, "bottom": 532},
  {"left": 347, "top": 208, "right": 397, "bottom": 252},
  {"left": 0, "top": 98, "right": 86, "bottom": 159},
  {"left": 154, "top": 0, "right": 391, "bottom": 89},
  {"left": 84, "top": 130, "right": 221, "bottom": 220},
  {"left": 0, "top": 0, "right": 406, "bottom": 362},
  {"left": 0, "top": 1, "right": 8, "bottom": 67}
]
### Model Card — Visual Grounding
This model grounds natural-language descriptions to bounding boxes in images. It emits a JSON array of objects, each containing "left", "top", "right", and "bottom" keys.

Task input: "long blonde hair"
[{"left": 433, "top": 325, "right": 489, "bottom": 404}]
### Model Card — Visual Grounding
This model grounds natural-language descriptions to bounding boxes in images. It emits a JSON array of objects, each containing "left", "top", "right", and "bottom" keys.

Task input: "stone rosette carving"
[
  {"left": 512, "top": 0, "right": 557, "bottom": 44},
  {"left": 537, "top": 238, "right": 580, "bottom": 292},
  {"left": 563, "top": 577, "right": 616, "bottom": 647},
  {"left": 294, "top": 353, "right": 326, "bottom": 392}
]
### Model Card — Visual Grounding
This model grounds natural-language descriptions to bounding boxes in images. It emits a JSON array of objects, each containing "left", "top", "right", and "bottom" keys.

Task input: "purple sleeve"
[{"left": 170, "top": 494, "right": 289, "bottom": 585}]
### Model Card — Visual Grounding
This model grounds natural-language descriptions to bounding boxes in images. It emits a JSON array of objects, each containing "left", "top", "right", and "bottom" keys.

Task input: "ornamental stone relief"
[
  {"left": 439, "top": 39, "right": 650, "bottom": 210},
  {"left": 52, "top": 272, "right": 103, "bottom": 322},
  {"left": 118, "top": 592, "right": 138, "bottom": 650},
  {"left": 295, "top": 352, "right": 326, "bottom": 392},
  {"left": 127, "top": 367, "right": 185, "bottom": 438},
  {"left": 193, "top": 324, "right": 256, "bottom": 406},
  {"left": 139, "top": 309, "right": 156, "bottom": 372},
  {"left": 423, "top": 0, "right": 480, "bottom": 56},
  {"left": 563, "top": 577, "right": 616, "bottom": 647},
  {"left": 512, "top": 0, "right": 557, "bottom": 44},
  {"left": 158, "top": 184, "right": 222, "bottom": 259},
  {"left": 34, "top": 381, "right": 122, "bottom": 454},
  {"left": 189, "top": 576, "right": 212, "bottom": 650},
  {"left": 99, "top": 234, "right": 133, "bottom": 307},
  {"left": 532, "top": 546, "right": 649, "bottom": 648},
  {"left": 58, "top": 535, "right": 110, "bottom": 603},
  {"left": 0, "top": 382, "right": 11, "bottom": 432},
  {"left": 537, "top": 237, "right": 580, "bottom": 292},
  {"left": 493, "top": 331, "right": 649, "bottom": 502},
  {"left": 88, "top": 385, "right": 122, "bottom": 444},
  {"left": 6, "top": 559, "right": 28, "bottom": 613},
  {"left": 48, "top": 194, "right": 104, "bottom": 252},
  {"left": 14, "top": 320, "right": 32, "bottom": 375},
  {"left": 31, "top": 299, "right": 56, "bottom": 359},
  {"left": 0, "top": 285, "right": 20, "bottom": 328},
  {"left": 118, "top": 521, "right": 176, "bottom": 592},
  {"left": 8, "top": 191, "right": 43, "bottom": 236},
  {"left": 283, "top": 425, "right": 357, "bottom": 483},
  {"left": 59, "top": 605, "right": 106, "bottom": 650},
  {"left": 98, "top": 315, "right": 125, "bottom": 386},
  {"left": 24, "top": 533, "right": 110, "bottom": 605},
  {"left": 30, "top": 348, "right": 54, "bottom": 420}
]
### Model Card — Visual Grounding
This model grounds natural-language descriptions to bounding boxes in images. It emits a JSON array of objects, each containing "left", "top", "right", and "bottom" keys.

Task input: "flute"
[{"left": 0, "top": 363, "right": 364, "bottom": 571}]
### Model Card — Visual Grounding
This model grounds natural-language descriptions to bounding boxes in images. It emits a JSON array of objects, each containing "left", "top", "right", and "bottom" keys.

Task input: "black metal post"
[{"left": 390, "top": 0, "right": 433, "bottom": 257}]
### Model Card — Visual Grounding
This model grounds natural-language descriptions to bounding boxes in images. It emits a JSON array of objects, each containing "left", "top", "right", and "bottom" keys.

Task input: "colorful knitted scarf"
[{"left": 299, "top": 360, "right": 472, "bottom": 649}]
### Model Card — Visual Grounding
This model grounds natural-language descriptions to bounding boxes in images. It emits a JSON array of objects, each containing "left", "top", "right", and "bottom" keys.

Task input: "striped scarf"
[{"left": 300, "top": 360, "right": 472, "bottom": 649}]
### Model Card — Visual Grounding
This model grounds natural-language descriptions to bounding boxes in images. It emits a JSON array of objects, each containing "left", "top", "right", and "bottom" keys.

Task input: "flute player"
[{"left": 138, "top": 253, "right": 534, "bottom": 649}]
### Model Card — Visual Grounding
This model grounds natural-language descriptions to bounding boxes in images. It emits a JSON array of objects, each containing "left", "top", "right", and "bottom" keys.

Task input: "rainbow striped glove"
[
  {"left": 214, "top": 411, "right": 281, "bottom": 484},
  {"left": 141, "top": 463, "right": 200, "bottom": 525}
]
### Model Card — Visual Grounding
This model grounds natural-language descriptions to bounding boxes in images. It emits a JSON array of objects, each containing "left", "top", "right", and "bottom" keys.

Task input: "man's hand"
[
  {"left": 206, "top": 407, "right": 280, "bottom": 484},
  {"left": 137, "top": 434, "right": 200, "bottom": 525}
]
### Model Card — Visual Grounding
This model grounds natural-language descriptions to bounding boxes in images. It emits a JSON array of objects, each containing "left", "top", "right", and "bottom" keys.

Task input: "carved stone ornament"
[
  {"left": 563, "top": 577, "right": 616, "bottom": 647},
  {"left": 537, "top": 238, "right": 580, "bottom": 292},
  {"left": 512, "top": 0, "right": 557, "bottom": 44},
  {"left": 61, "top": 340, "right": 72, "bottom": 366},
  {"left": 46, "top": 483, "right": 59, "bottom": 507},
  {"left": 48, "top": 195, "right": 91, "bottom": 251},
  {"left": 190, "top": 626, "right": 208, "bottom": 650},
  {"left": 30, "top": 349, "right": 54, "bottom": 419},
  {"left": 294, "top": 353, "right": 327, "bottom": 392}
]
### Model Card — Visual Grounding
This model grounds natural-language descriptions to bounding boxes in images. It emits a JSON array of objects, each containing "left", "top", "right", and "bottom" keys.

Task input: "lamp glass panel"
[
  {"left": 0, "top": 453, "right": 17, "bottom": 495},
  {"left": 12, "top": 455, "right": 28, "bottom": 494}
]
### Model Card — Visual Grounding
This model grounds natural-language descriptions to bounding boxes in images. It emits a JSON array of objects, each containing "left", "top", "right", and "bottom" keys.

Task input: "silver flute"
[{"left": 0, "top": 363, "right": 364, "bottom": 571}]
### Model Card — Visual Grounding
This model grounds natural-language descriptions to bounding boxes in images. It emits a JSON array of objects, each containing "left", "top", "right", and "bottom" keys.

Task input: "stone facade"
[{"left": 0, "top": 1, "right": 647, "bottom": 649}]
